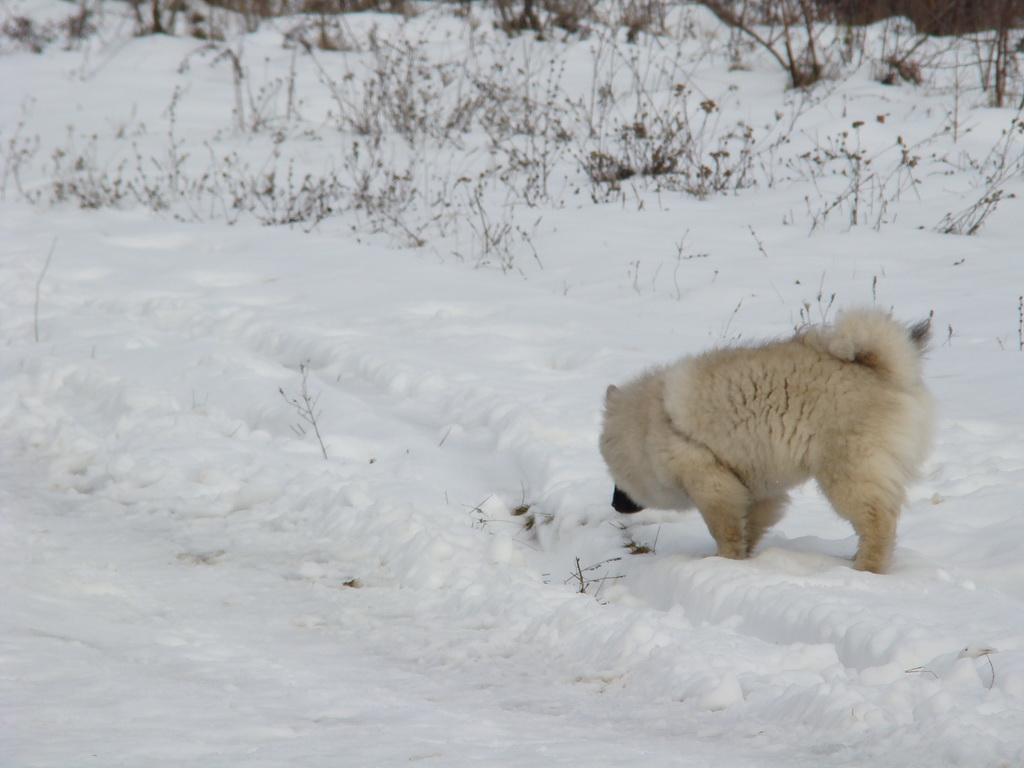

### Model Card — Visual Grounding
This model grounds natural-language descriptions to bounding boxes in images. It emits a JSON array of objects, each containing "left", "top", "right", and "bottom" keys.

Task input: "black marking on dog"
[{"left": 612, "top": 486, "right": 644, "bottom": 514}]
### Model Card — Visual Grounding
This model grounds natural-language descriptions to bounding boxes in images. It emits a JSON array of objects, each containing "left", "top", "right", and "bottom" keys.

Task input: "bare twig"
[
  {"left": 1018, "top": 295, "right": 1023, "bottom": 351},
  {"left": 566, "top": 556, "right": 624, "bottom": 594},
  {"left": 748, "top": 225, "right": 769, "bottom": 257},
  {"left": 34, "top": 237, "right": 56, "bottom": 343},
  {"left": 695, "top": 0, "right": 792, "bottom": 77},
  {"left": 279, "top": 362, "right": 328, "bottom": 459},
  {"left": 720, "top": 298, "right": 744, "bottom": 340}
]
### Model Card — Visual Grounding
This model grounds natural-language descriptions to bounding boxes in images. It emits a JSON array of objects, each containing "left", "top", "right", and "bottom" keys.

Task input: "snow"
[{"left": 2, "top": 1, "right": 1024, "bottom": 765}]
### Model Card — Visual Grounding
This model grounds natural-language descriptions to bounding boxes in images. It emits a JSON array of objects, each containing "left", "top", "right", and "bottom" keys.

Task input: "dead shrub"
[{"left": 2, "top": 16, "right": 56, "bottom": 53}]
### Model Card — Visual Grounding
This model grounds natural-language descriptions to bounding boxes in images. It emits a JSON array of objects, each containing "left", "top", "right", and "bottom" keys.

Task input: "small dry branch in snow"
[{"left": 279, "top": 362, "right": 328, "bottom": 459}]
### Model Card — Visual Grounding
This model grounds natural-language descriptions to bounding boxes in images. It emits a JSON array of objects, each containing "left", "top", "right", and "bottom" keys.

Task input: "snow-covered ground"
[{"left": 2, "top": 2, "right": 1024, "bottom": 765}]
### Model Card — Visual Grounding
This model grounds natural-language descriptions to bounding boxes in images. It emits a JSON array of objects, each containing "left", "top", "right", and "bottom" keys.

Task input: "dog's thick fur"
[{"left": 599, "top": 308, "right": 934, "bottom": 573}]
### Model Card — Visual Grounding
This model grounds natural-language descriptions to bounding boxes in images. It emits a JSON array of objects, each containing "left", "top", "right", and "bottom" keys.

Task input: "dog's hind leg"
[
  {"left": 745, "top": 494, "right": 789, "bottom": 557},
  {"left": 848, "top": 505, "right": 899, "bottom": 573},
  {"left": 818, "top": 473, "right": 901, "bottom": 573}
]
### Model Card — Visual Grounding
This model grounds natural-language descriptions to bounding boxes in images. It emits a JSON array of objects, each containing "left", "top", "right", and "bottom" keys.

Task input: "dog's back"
[{"left": 663, "top": 310, "right": 933, "bottom": 495}]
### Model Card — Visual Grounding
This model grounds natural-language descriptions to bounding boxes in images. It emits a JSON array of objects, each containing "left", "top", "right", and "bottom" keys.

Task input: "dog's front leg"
[
  {"left": 697, "top": 504, "right": 748, "bottom": 559},
  {"left": 744, "top": 494, "right": 789, "bottom": 557},
  {"left": 680, "top": 458, "right": 752, "bottom": 560},
  {"left": 850, "top": 508, "right": 898, "bottom": 573}
]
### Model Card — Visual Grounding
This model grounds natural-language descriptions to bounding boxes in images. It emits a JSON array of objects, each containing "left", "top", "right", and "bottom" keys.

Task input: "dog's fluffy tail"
[{"left": 805, "top": 308, "right": 931, "bottom": 390}]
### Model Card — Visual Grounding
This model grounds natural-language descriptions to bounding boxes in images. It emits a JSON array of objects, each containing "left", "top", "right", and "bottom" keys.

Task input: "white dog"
[{"left": 599, "top": 308, "right": 934, "bottom": 573}]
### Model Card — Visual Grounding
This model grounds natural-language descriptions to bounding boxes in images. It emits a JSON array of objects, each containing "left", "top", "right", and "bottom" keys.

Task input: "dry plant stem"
[
  {"left": 748, "top": 225, "right": 769, "bottom": 257},
  {"left": 300, "top": 39, "right": 348, "bottom": 122},
  {"left": 796, "top": 0, "right": 822, "bottom": 82},
  {"left": 34, "top": 237, "right": 56, "bottom": 343},
  {"left": 1018, "top": 295, "right": 1023, "bottom": 351},
  {"left": 696, "top": 0, "right": 792, "bottom": 77},
  {"left": 566, "top": 556, "right": 623, "bottom": 594},
  {"left": 279, "top": 362, "right": 328, "bottom": 459},
  {"left": 570, "top": 557, "right": 587, "bottom": 593}
]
